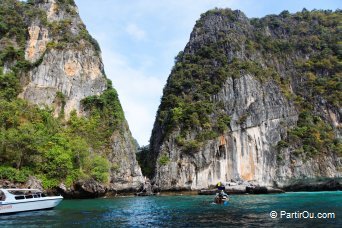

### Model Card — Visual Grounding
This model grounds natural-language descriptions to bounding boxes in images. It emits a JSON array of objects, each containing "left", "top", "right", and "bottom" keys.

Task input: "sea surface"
[{"left": 1, "top": 191, "right": 341, "bottom": 227}]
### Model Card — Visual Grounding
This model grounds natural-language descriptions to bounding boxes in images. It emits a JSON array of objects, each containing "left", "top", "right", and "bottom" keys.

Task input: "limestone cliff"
[
  {"left": 20, "top": 0, "right": 107, "bottom": 118},
  {"left": 147, "top": 9, "right": 341, "bottom": 190},
  {"left": 0, "top": 0, "right": 143, "bottom": 195}
]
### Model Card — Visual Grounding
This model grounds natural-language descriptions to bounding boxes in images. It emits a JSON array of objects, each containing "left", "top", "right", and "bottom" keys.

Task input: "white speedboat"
[{"left": 0, "top": 189, "right": 63, "bottom": 214}]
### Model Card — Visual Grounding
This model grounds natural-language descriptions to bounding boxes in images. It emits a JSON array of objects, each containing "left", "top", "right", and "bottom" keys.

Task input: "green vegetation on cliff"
[
  {"left": 0, "top": 70, "right": 122, "bottom": 188},
  {"left": 248, "top": 9, "right": 342, "bottom": 156},
  {"left": 0, "top": 0, "right": 124, "bottom": 188},
  {"left": 157, "top": 45, "right": 232, "bottom": 152},
  {"left": 152, "top": 8, "right": 341, "bottom": 161}
]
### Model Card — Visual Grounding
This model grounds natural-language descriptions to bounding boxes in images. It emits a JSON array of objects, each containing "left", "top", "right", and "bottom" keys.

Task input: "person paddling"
[
  {"left": 216, "top": 181, "right": 225, "bottom": 191},
  {"left": 214, "top": 181, "right": 229, "bottom": 204}
]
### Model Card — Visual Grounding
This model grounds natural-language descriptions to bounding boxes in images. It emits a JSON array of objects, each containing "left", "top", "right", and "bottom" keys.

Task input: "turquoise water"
[{"left": 1, "top": 192, "right": 341, "bottom": 227}]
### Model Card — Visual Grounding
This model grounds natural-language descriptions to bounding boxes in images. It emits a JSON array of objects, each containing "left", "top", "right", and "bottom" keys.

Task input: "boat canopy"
[
  {"left": 0, "top": 189, "right": 44, "bottom": 201},
  {"left": 0, "top": 189, "right": 41, "bottom": 191}
]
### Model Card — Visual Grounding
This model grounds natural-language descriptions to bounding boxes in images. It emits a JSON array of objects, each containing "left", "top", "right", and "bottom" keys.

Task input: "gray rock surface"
[
  {"left": 20, "top": 0, "right": 107, "bottom": 118},
  {"left": 108, "top": 122, "right": 144, "bottom": 192},
  {"left": 16, "top": 0, "right": 144, "bottom": 194},
  {"left": 149, "top": 9, "right": 341, "bottom": 191}
]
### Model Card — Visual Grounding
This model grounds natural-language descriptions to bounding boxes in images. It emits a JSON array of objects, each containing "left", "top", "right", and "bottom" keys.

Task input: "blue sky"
[{"left": 74, "top": 0, "right": 340, "bottom": 146}]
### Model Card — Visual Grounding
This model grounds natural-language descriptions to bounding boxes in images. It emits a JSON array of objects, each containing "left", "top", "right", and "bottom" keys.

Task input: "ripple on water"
[{"left": 0, "top": 192, "right": 341, "bottom": 227}]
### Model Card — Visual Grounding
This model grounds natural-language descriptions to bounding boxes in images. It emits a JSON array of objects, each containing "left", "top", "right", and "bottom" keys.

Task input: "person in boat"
[
  {"left": 216, "top": 181, "right": 225, "bottom": 191},
  {"left": 214, "top": 182, "right": 229, "bottom": 204}
]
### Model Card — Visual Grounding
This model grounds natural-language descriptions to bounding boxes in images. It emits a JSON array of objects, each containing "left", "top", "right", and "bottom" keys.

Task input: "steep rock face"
[
  {"left": 152, "top": 75, "right": 298, "bottom": 190},
  {"left": 28, "top": 0, "right": 143, "bottom": 191},
  {"left": 148, "top": 9, "right": 341, "bottom": 190},
  {"left": 19, "top": 0, "right": 106, "bottom": 117},
  {"left": 20, "top": 46, "right": 107, "bottom": 117},
  {"left": 0, "top": 0, "right": 143, "bottom": 194},
  {"left": 109, "top": 122, "right": 144, "bottom": 191}
]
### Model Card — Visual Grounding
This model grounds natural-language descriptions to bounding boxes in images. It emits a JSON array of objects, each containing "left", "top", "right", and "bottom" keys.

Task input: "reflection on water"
[{"left": 1, "top": 192, "right": 341, "bottom": 227}]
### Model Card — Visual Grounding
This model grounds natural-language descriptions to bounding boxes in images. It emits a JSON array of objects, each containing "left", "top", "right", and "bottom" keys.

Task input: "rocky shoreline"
[
  {"left": 1, "top": 177, "right": 341, "bottom": 198},
  {"left": 282, "top": 178, "right": 342, "bottom": 192},
  {"left": 198, "top": 186, "right": 284, "bottom": 195}
]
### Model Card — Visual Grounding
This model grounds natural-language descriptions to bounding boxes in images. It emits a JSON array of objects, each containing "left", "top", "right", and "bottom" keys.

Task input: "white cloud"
[
  {"left": 125, "top": 23, "right": 146, "bottom": 41},
  {"left": 101, "top": 50, "right": 164, "bottom": 146}
]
